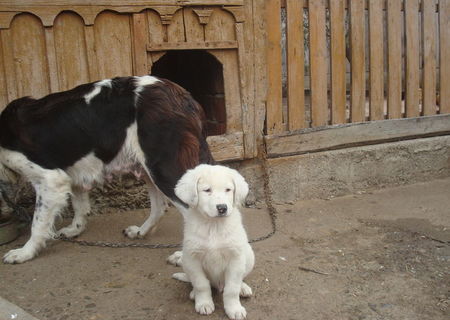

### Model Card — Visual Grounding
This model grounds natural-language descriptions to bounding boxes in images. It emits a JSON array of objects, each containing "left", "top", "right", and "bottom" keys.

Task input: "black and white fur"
[
  {"left": 167, "top": 164, "right": 254, "bottom": 320},
  {"left": 0, "top": 75, "right": 213, "bottom": 264}
]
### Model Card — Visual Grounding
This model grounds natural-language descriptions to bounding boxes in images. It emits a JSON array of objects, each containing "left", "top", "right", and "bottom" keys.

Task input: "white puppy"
[{"left": 167, "top": 164, "right": 254, "bottom": 320}]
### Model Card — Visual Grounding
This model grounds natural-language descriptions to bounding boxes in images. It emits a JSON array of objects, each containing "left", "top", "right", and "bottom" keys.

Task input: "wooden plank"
[
  {"left": 368, "top": 0, "right": 384, "bottom": 120},
  {"left": 309, "top": 0, "right": 328, "bottom": 127},
  {"left": 183, "top": 7, "right": 205, "bottom": 42},
  {"left": 265, "top": 0, "right": 283, "bottom": 134},
  {"left": 0, "top": 33, "right": 7, "bottom": 110},
  {"left": 207, "top": 132, "right": 244, "bottom": 162},
  {"left": 349, "top": 0, "right": 365, "bottom": 123},
  {"left": 387, "top": 0, "right": 403, "bottom": 119},
  {"left": 44, "top": 28, "right": 59, "bottom": 92},
  {"left": 0, "top": 1, "right": 245, "bottom": 6},
  {"left": 94, "top": 11, "right": 133, "bottom": 79},
  {"left": 440, "top": 0, "right": 450, "bottom": 114},
  {"left": 132, "top": 13, "right": 149, "bottom": 76},
  {"left": 286, "top": 0, "right": 305, "bottom": 130},
  {"left": 146, "top": 40, "right": 238, "bottom": 51},
  {"left": 422, "top": 0, "right": 437, "bottom": 115},
  {"left": 0, "top": 29, "right": 17, "bottom": 102},
  {"left": 329, "top": 0, "right": 346, "bottom": 124},
  {"left": 166, "top": 8, "right": 185, "bottom": 43},
  {"left": 265, "top": 114, "right": 450, "bottom": 157},
  {"left": 205, "top": 7, "right": 236, "bottom": 41},
  {"left": 405, "top": 0, "right": 420, "bottom": 117},
  {"left": 84, "top": 25, "right": 99, "bottom": 81},
  {"left": 54, "top": 12, "right": 89, "bottom": 90},
  {"left": 10, "top": 14, "right": 49, "bottom": 99}
]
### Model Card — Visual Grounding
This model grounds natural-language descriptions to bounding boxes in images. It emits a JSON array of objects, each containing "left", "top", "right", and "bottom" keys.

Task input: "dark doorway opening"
[{"left": 151, "top": 50, "right": 226, "bottom": 136}]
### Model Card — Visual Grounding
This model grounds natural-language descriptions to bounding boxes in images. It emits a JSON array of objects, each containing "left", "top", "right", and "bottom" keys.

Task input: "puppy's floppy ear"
[
  {"left": 175, "top": 165, "right": 204, "bottom": 207},
  {"left": 228, "top": 168, "right": 249, "bottom": 207}
]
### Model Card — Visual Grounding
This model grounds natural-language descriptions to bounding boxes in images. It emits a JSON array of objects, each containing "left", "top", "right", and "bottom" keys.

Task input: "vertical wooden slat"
[
  {"left": 422, "top": 0, "right": 437, "bottom": 115},
  {"left": 132, "top": 13, "right": 149, "bottom": 76},
  {"left": 369, "top": 0, "right": 384, "bottom": 120},
  {"left": 440, "top": 0, "right": 450, "bottom": 114},
  {"left": 84, "top": 25, "right": 99, "bottom": 81},
  {"left": 0, "top": 29, "right": 17, "bottom": 102},
  {"left": 266, "top": 0, "right": 283, "bottom": 134},
  {"left": 349, "top": 0, "right": 366, "bottom": 123},
  {"left": 44, "top": 28, "right": 60, "bottom": 93},
  {"left": 309, "top": 0, "right": 328, "bottom": 127},
  {"left": 405, "top": 0, "right": 420, "bottom": 117},
  {"left": 329, "top": 0, "right": 346, "bottom": 124},
  {"left": 286, "top": 0, "right": 305, "bottom": 130},
  {"left": 387, "top": 0, "right": 403, "bottom": 118}
]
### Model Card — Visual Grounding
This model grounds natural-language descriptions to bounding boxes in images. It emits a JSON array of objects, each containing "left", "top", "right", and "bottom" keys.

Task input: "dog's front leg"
[
  {"left": 223, "top": 257, "right": 247, "bottom": 320},
  {"left": 183, "top": 253, "right": 215, "bottom": 315}
]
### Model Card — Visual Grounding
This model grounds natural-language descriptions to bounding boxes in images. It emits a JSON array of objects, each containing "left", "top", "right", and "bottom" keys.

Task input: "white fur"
[
  {"left": 168, "top": 165, "right": 254, "bottom": 320},
  {"left": 1, "top": 121, "right": 169, "bottom": 263},
  {"left": 84, "top": 79, "right": 112, "bottom": 104}
]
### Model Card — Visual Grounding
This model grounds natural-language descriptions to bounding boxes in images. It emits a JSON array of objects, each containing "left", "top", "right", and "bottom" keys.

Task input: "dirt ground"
[{"left": 1, "top": 178, "right": 449, "bottom": 320}]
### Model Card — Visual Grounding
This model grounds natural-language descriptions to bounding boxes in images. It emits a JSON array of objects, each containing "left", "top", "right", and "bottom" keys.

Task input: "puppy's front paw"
[
  {"left": 195, "top": 300, "right": 215, "bottom": 315},
  {"left": 122, "top": 225, "right": 143, "bottom": 239},
  {"left": 3, "top": 247, "right": 36, "bottom": 264},
  {"left": 167, "top": 251, "right": 183, "bottom": 266},
  {"left": 225, "top": 304, "right": 247, "bottom": 320}
]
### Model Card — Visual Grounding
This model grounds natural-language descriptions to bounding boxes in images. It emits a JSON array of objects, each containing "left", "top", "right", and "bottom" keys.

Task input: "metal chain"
[{"left": 5, "top": 150, "right": 277, "bottom": 249}]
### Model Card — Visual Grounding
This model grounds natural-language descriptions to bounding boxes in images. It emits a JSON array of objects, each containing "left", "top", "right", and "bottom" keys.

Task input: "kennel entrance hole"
[{"left": 151, "top": 50, "right": 226, "bottom": 136}]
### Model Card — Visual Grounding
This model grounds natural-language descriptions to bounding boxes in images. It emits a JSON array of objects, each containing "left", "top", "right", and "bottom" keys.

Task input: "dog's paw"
[
  {"left": 195, "top": 300, "right": 215, "bottom": 315},
  {"left": 122, "top": 225, "right": 143, "bottom": 239},
  {"left": 167, "top": 251, "right": 183, "bottom": 266},
  {"left": 225, "top": 304, "right": 247, "bottom": 320},
  {"left": 3, "top": 247, "right": 36, "bottom": 264},
  {"left": 189, "top": 290, "right": 195, "bottom": 300},
  {"left": 240, "top": 282, "right": 252, "bottom": 298},
  {"left": 57, "top": 224, "right": 84, "bottom": 238}
]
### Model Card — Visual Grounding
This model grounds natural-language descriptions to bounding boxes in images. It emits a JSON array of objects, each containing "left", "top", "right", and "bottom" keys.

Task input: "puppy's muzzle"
[{"left": 216, "top": 204, "right": 228, "bottom": 216}]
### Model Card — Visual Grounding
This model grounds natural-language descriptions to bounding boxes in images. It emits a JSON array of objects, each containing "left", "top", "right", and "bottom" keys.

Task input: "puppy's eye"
[
  {"left": 203, "top": 188, "right": 211, "bottom": 193},
  {"left": 225, "top": 188, "right": 232, "bottom": 192}
]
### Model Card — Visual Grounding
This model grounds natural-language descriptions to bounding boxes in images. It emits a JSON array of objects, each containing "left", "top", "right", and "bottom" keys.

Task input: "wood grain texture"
[
  {"left": 309, "top": 0, "right": 328, "bottom": 127},
  {"left": 265, "top": 114, "right": 450, "bottom": 157},
  {"left": 387, "top": 0, "right": 402, "bottom": 119},
  {"left": 132, "top": 13, "right": 149, "bottom": 76},
  {"left": 368, "top": 0, "right": 384, "bottom": 120},
  {"left": 440, "top": 0, "right": 450, "bottom": 114},
  {"left": 265, "top": 0, "right": 283, "bottom": 134},
  {"left": 422, "top": 0, "right": 437, "bottom": 116},
  {"left": 329, "top": 0, "right": 347, "bottom": 124},
  {"left": 54, "top": 12, "right": 89, "bottom": 90},
  {"left": 405, "top": 0, "right": 420, "bottom": 118},
  {"left": 349, "top": 0, "right": 365, "bottom": 123},
  {"left": 286, "top": 0, "right": 305, "bottom": 130}
]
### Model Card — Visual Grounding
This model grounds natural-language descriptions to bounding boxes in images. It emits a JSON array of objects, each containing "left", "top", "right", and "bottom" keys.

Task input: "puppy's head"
[{"left": 175, "top": 164, "right": 249, "bottom": 218}]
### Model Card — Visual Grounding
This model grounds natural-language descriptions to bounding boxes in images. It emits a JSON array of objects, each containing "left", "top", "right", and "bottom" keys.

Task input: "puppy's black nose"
[{"left": 216, "top": 204, "right": 228, "bottom": 216}]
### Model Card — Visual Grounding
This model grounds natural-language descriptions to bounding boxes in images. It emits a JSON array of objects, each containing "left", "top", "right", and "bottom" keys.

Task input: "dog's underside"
[{"left": 0, "top": 75, "right": 213, "bottom": 264}]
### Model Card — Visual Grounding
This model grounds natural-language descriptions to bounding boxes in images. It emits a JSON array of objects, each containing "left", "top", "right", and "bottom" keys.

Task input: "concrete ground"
[{"left": 1, "top": 178, "right": 449, "bottom": 320}]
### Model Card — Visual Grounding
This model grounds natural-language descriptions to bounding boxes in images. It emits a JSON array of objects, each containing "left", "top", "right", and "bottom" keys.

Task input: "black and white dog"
[{"left": 0, "top": 76, "right": 213, "bottom": 264}]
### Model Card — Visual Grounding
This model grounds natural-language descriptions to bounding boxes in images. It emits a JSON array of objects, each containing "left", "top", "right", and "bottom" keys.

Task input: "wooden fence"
[{"left": 266, "top": 0, "right": 450, "bottom": 137}]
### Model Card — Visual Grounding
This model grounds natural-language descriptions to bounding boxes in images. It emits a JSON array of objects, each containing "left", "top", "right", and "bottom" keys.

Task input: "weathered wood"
[
  {"left": 349, "top": 0, "right": 365, "bottom": 122},
  {"left": 0, "top": 29, "right": 17, "bottom": 102},
  {"left": 329, "top": 0, "right": 346, "bottom": 124},
  {"left": 265, "top": 114, "right": 450, "bottom": 158},
  {"left": 440, "top": 0, "right": 450, "bottom": 114},
  {"left": 184, "top": 7, "right": 205, "bottom": 41},
  {"left": 54, "top": 12, "right": 89, "bottom": 90},
  {"left": 166, "top": 8, "right": 185, "bottom": 42},
  {"left": 265, "top": 0, "right": 283, "bottom": 134},
  {"left": 405, "top": 0, "right": 420, "bottom": 117},
  {"left": 84, "top": 25, "right": 99, "bottom": 82},
  {"left": 44, "top": 27, "right": 59, "bottom": 92},
  {"left": 422, "top": 0, "right": 437, "bottom": 116},
  {"left": 387, "top": 0, "right": 403, "bottom": 119},
  {"left": 0, "top": 34, "right": 7, "bottom": 110},
  {"left": 0, "top": 0, "right": 244, "bottom": 6},
  {"left": 368, "top": 0, "right": 384, "bottom": 120},
  {"left": 207, "top": 132, "right": 244, "bottom": 162},
  {"left": 132, "top": 13, "right": 149, "bottom": 76},
  {"left": 309, "top": 0, "right": 328, "bottom": 127},
  {"left": 147, "top": 40, "right": 238, "bottom": 51},
  {"left": 286, "top": 0, "right": 305, "bottom": 130}
]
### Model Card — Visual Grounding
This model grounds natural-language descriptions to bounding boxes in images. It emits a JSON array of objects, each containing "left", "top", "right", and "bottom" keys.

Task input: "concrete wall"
[{"left": 235, "top": 136, "right": 450, "bottom": 204}]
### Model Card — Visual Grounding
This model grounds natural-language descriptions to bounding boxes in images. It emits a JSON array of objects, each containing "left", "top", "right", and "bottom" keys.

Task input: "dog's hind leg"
[
  {"left": 57, "top": 187, "right": 90, "bottom": 238},
  {"left": 3, "top": 169, "right": 71, "bottom": 264},
  {"left": 123, "top": 180, "right": 168, "bottom": 239}
]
